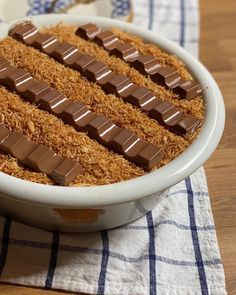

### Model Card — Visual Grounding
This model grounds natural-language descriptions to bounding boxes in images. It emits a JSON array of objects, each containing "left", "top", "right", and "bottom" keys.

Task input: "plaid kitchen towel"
[{"left": 0, "top": 0, "right": 227, "bottom": 294}]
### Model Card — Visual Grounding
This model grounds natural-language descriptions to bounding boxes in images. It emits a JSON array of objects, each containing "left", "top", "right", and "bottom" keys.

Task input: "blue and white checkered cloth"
[{"left": 0, "top": 1, "right": 227, "bottom": 294}]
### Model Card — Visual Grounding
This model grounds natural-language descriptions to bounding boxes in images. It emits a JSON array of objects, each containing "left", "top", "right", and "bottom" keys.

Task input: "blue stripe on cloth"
[
  {"left": 97, "top": 230, "right": 109, "bottom": 295},
  {"left": 0, "top": 237, "right": 222, "bottom": 267},
  {"left": 167, "top": 190, "right": 208, "bottom": 197},
  {"left": 120, "top": 219, "right": 215, "bottom": 231},
  {"left": 185, "top": 177, "right": 209, "bottom": 295},
  {"left": 180, "top": 0, "right": 185, "bottom": 47},
  {"left": 152, "top": 4, "right": 197, "bottom": 11},
  {"left": 172, "top": 38, "right": 198, "bottom": 44},
  {"left": 45, "top": 232, "right": 60, "bottom": 289},
  {"left": 146, "top": 211, "right": 156, "bottom": 295},
  {"left": 0, "top": 217, "right": 11, "bottom": 276},
  {"left": 148, "top": 0, "right": 154, "bottom": 30},
  {"left": 155, "top": 20, "right": 197, "bottom": 26}
]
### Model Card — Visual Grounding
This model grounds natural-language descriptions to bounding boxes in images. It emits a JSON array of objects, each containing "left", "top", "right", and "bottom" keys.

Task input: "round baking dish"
[{"left": 0, "top": 15, "right": 225, "bottom": 232}]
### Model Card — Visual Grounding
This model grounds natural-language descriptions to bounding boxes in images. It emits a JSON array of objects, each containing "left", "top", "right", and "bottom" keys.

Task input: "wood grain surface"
[
  {"left": 200, "top": 0, "right": 236, "bottom": 294},
  {"left": 0, "top": 0, "right": 236, "bottom": 294}
]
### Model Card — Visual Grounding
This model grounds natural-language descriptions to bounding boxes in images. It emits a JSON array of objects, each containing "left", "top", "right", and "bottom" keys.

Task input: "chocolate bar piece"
[
  {"left": 172, "top": 80, "right": 202, "bottom": 100},
  {"left": 150, "top": 66, "right": 181, "bottom": 88},
  {"left": 4, "top": 68, "right": 33, "bottom": 93},
  {"left": 109, "top": 42, "right": 139, "bottom": 62},
  {"left": 149, "top": 102, "right": 201, "bottom": 134},
  {"left": 102, "top": 74, "right": 134, "bottom": 97},
  {"left": 84, "top": 61, "right": 111, "bottom": 82},
  {"left": 72, "top": 54, "right": 96, "bottom": 73},
  {"left": 9, "top": 22, "right": 39, "bottom": 44},
  {"left": 8, "top": 23, "right": 201, "bottom": 135},
  {"left": 125, "top": 87, "right": 158, "bottom": 111},
  {"left": 61, "top": 101, "right": 88, "bottom": 127},
  {"left": 87, "top": 115, "right": 116, "bottom": 144},
  {"left": 93, "top": 31, "right": 119, "bottom": 50},
  {"left": 75, "top": 23, "right": 101, "bottom": 40},
  {"left": 75, "top": 23, "right": 202, "bottom": 99},
  {"left": 0, "top": 124, "right": 83, "bottom": 185},
  {"left": 136, "top": 143, "right": 164, "bottom": 170},
  {"left": 0, "top": 57, "right": 164, "bottom": 170},
  {"left": 0, "top": 132, "right": 36, "bottom": 161},
  {"left": 0, "top": 59, "right": 16, "bottom": 81},
  {"left": 23, "top": 81, "right": 50, "bottom": 103},
  {"left": 37, "top": 89, "right": 71, "bottom": 114},
  {"left": 51, "top": 158, "right": 84, "bottom": 185},
  {"left": 131, "top": 55, "right": 161, "bottom": 75},
  {"left": 32, "top": 34, "right": 60, "bottom": 54},
  {"left": 51, "top": 43, "right": 79, "bottom": 64}
]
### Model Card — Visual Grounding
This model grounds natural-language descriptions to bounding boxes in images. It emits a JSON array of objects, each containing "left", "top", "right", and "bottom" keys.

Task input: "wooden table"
[
  {"left": 199, "top": 0, "right": 236, "bottom": 294},
  {"left": 1, "top": 0, "right": 236, "bottom": 294}
]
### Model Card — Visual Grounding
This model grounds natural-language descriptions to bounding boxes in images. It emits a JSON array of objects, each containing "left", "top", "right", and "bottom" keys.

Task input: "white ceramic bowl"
[{"left": 0, "top": 15, "right": 225, "bottom": 232}]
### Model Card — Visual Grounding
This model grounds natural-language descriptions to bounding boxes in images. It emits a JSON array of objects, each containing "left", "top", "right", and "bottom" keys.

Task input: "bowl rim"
[{"left": 0, "top": 14, "right": 225, "bottom": 208}]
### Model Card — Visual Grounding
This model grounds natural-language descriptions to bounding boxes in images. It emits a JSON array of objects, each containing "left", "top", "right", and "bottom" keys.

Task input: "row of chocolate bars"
[
  {"left": 77, "top": 23, "right": 201, "bottom": 100},
  {"left": 0, "top": 22, "right": 202, "bottom": 185}
]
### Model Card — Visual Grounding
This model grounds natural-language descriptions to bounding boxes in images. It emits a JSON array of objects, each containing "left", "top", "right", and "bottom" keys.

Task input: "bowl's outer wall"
[
  {"left": 0, "top": 15, "right": 225, "bottom": 231},
  {"left": 0, "top": 191, "right": 166, "bottom": 232}
]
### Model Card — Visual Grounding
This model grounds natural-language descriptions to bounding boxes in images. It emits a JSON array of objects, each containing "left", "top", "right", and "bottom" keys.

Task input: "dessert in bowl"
[{"left": 0, "top": 15, "right": 224, "bottom": 232}]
